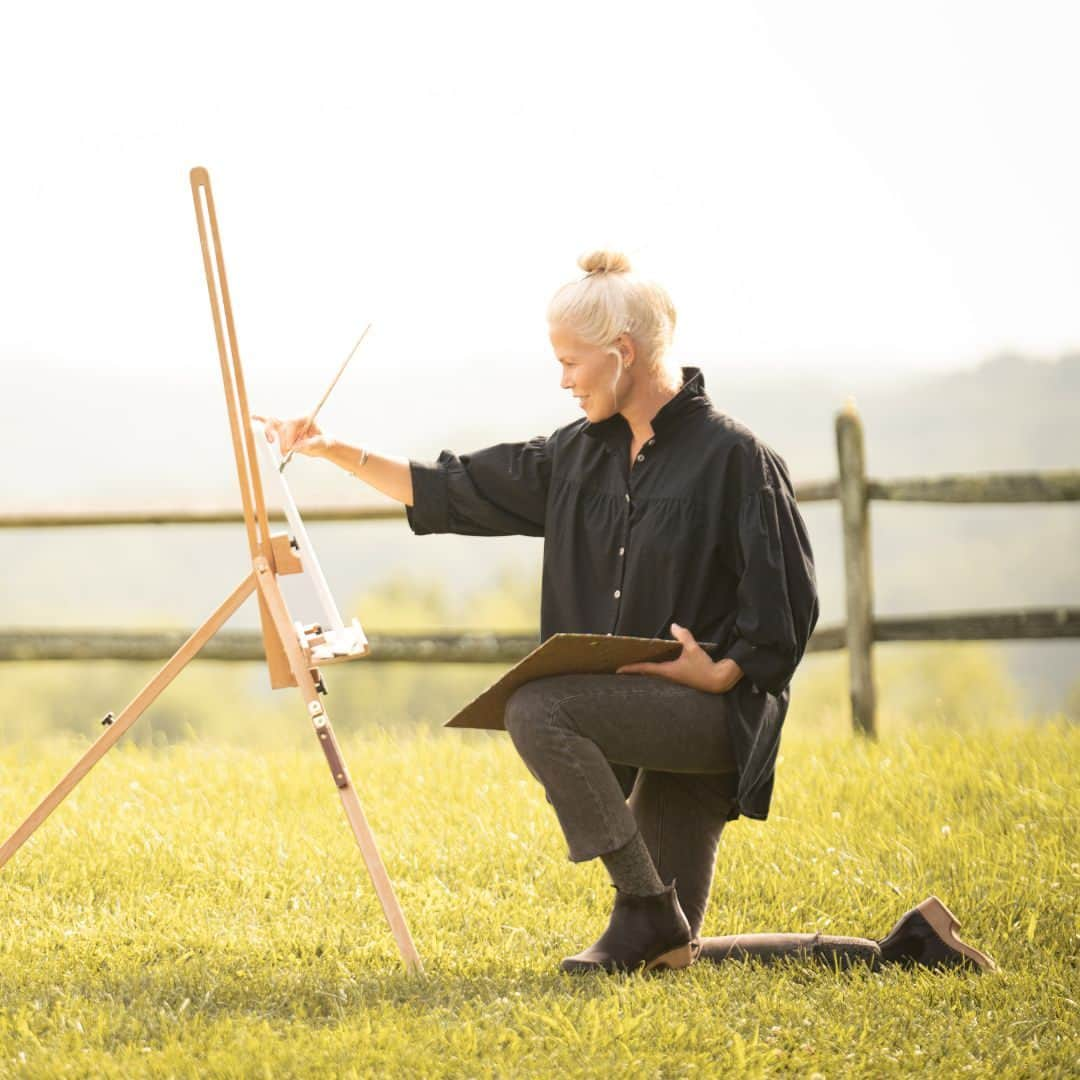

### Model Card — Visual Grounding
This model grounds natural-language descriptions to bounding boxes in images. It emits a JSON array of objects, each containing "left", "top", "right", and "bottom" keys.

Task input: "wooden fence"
[{"left": 3, "top": 401, "right": 1078, "bottom": 735}]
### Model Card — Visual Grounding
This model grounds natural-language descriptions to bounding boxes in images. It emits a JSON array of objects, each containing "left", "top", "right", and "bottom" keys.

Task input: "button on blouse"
[{"left": 405, "top": 366, "right": 820, "bottom": 822}]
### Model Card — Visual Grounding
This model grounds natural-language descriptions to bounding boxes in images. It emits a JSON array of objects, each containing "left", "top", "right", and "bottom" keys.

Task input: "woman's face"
[{"left": 549, "top": 322, "right": 628, "bottom": 423}]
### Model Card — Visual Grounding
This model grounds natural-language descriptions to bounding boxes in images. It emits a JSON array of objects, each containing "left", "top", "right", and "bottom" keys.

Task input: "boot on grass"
[
  {"left": 877, "top": 895, "right": 996, "bottom": 972},
  {"left": 560, "top": 879, "right": 695, "bottom": 975}
]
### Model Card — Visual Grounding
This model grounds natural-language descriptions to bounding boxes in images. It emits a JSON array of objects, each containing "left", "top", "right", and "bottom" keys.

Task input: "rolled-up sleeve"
[
  {"left": 722, "top": 484, "right": 820, "bottom": 695},
  {"left": 405, "top": 434, "right": 553, "bottom": 538}
]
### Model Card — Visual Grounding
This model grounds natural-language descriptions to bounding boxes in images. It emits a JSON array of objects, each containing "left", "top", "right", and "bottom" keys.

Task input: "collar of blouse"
[{"left": 581, "top": 365, "right": 710, "bottom": 447}]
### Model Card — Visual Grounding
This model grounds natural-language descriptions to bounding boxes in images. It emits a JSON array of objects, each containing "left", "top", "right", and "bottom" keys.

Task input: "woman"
[{"left": 254, "top": 251, "right": 994, "bottom": 976}]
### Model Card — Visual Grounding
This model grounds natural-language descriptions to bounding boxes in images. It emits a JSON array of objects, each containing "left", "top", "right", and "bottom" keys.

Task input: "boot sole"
[
  {"left": 643, "top": 942, "right": 695, "bottom": 973},
  {"left": 559, "top": 941, "right": 695, "bottom": 976},
  {"left": 917, "top": 896, "right": 997, "bottom": 972}
]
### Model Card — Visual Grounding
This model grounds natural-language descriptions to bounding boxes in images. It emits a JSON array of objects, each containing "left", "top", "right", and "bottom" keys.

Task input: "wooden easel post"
[
  {"left": 253, "top": 558, "right": 421, "bottom": 971},
  {"left": 0, "top": 169, "right": 423, "bottom": 977},
  {"left": 0, "top": 573, "right": 257, "bottom": 871},
  {"left": 188, "top": 165, "right": 422, "bottom": 973}
]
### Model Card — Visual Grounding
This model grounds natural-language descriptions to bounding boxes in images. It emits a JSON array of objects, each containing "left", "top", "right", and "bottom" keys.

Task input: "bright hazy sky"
[{"left": 2, "top": 1, "right": 1079, "bottom": 388}]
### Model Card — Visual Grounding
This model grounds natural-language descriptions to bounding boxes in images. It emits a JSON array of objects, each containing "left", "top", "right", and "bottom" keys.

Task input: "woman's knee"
[{"left": 503, "top": 681, "right": 563, "bottom": 751}]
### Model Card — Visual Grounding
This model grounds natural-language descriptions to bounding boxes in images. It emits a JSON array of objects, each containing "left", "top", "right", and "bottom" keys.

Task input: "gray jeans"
[{"left": 504, "top": 673, "right": 740, "bottom": 938}]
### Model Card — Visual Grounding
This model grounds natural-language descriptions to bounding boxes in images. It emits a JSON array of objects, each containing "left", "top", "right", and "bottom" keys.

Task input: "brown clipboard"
[{"left": 444, "top": 633, "right": 722, "bottom": 731}]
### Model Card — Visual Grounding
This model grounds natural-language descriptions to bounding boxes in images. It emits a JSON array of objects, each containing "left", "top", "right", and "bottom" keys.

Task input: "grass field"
[{"left": 0, "top": 648, "right": 1076, "bottom": 1077}]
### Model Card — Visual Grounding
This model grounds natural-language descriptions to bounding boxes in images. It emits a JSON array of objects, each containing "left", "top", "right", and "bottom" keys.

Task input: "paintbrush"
[{"left": 278, "top": 323, "right": 372, "bottom": 472}]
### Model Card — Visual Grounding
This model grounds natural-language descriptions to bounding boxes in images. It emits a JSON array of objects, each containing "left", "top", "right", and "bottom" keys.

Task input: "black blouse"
[{"left": 405, "top": 366, "right": 819, "bottom": 821}]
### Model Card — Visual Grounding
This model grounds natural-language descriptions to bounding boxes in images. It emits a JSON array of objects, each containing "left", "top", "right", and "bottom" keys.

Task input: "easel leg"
[
  {"left": 0, "top": 573, "right": 258, "bottom": 872},
  {"left": 254, "top": 559, "right": 424, "bottom": 975}
]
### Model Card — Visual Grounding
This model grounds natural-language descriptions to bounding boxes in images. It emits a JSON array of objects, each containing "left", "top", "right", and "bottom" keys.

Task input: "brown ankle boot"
[
  {"left": 560, "top": 879, "right": 695, "bottom": 975},
  {"left": 878, "top": 896, "right": 997, "bottom": 972}
]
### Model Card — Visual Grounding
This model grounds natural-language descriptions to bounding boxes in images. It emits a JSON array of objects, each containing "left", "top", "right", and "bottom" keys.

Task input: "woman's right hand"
[{"left": 251, "top": 413, "right": 333, "bottom": 459}]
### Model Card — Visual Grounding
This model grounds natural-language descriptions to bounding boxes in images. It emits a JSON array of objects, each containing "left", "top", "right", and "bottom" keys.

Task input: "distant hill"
[{"left": 700, "top": 351, "right": 1080, "bottom": 480}]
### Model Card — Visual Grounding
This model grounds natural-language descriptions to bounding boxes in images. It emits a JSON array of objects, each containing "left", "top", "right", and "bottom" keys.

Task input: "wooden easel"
[{"left": 0, "top": 166, "right": 423, "bottom": 976}]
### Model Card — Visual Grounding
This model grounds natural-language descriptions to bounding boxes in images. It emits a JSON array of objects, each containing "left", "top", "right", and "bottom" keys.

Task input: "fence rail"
[
  {"left": 3, "top": 404, "right": 1077, "bottom": 735},
  {"left": 3, "top": 469, "right": 1079, "bottom": 530},
  {"left": 3, "top": 608, "right": 1077, "bottom": 663}
]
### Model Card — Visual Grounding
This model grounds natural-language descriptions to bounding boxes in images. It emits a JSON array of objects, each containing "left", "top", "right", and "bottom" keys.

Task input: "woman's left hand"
[{"left": 616, "top": 622, "right": 744, "bottom": 694}]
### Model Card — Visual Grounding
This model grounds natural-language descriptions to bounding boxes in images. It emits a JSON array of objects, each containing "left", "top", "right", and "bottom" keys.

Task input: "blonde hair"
[{"left": 547, "top": 250, "right": 681, "bottom": 390}]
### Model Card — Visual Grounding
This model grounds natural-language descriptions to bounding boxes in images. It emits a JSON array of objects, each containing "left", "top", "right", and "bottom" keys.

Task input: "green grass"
[{"left": 0, "top": 649, "right": 1077, "bottom": 1077}]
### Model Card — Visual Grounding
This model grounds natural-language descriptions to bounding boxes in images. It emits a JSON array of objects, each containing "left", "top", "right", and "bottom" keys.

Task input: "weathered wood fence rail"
[{"left": 3, "top": 403, "right": 1078, "bottom": 735}]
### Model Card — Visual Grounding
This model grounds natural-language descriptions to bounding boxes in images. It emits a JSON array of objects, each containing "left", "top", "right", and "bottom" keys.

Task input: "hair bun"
[{"left": 578, "top": 250, "right": 632, "bottom": 275}]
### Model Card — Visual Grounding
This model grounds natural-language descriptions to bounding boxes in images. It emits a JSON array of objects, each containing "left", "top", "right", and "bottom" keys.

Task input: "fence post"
[{"left": 835, "top": 398, "right": 877, "bottom": 736}]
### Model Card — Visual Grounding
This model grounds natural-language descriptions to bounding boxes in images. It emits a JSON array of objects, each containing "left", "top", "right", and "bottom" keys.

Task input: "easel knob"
[{"left": 101, "top": 711, "right": 115, "bottom": 727}]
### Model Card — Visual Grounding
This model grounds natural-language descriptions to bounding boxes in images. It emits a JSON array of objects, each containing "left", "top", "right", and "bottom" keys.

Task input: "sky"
[
  {"left": 0, "top": 2, "right": 1076, "bottom": 708},
  {"left": 2, "top": 0, "right": 1079, "bottom": 401}
]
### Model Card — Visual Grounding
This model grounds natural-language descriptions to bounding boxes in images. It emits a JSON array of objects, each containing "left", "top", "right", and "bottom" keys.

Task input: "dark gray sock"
[{"left": 600, "top": 830, "right": 665, "bottom": 896}]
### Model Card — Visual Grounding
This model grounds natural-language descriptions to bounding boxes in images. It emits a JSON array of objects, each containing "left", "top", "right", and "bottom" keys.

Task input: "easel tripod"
[{"left": 0, "top": 166, "right": 423, "bottom": 975}]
